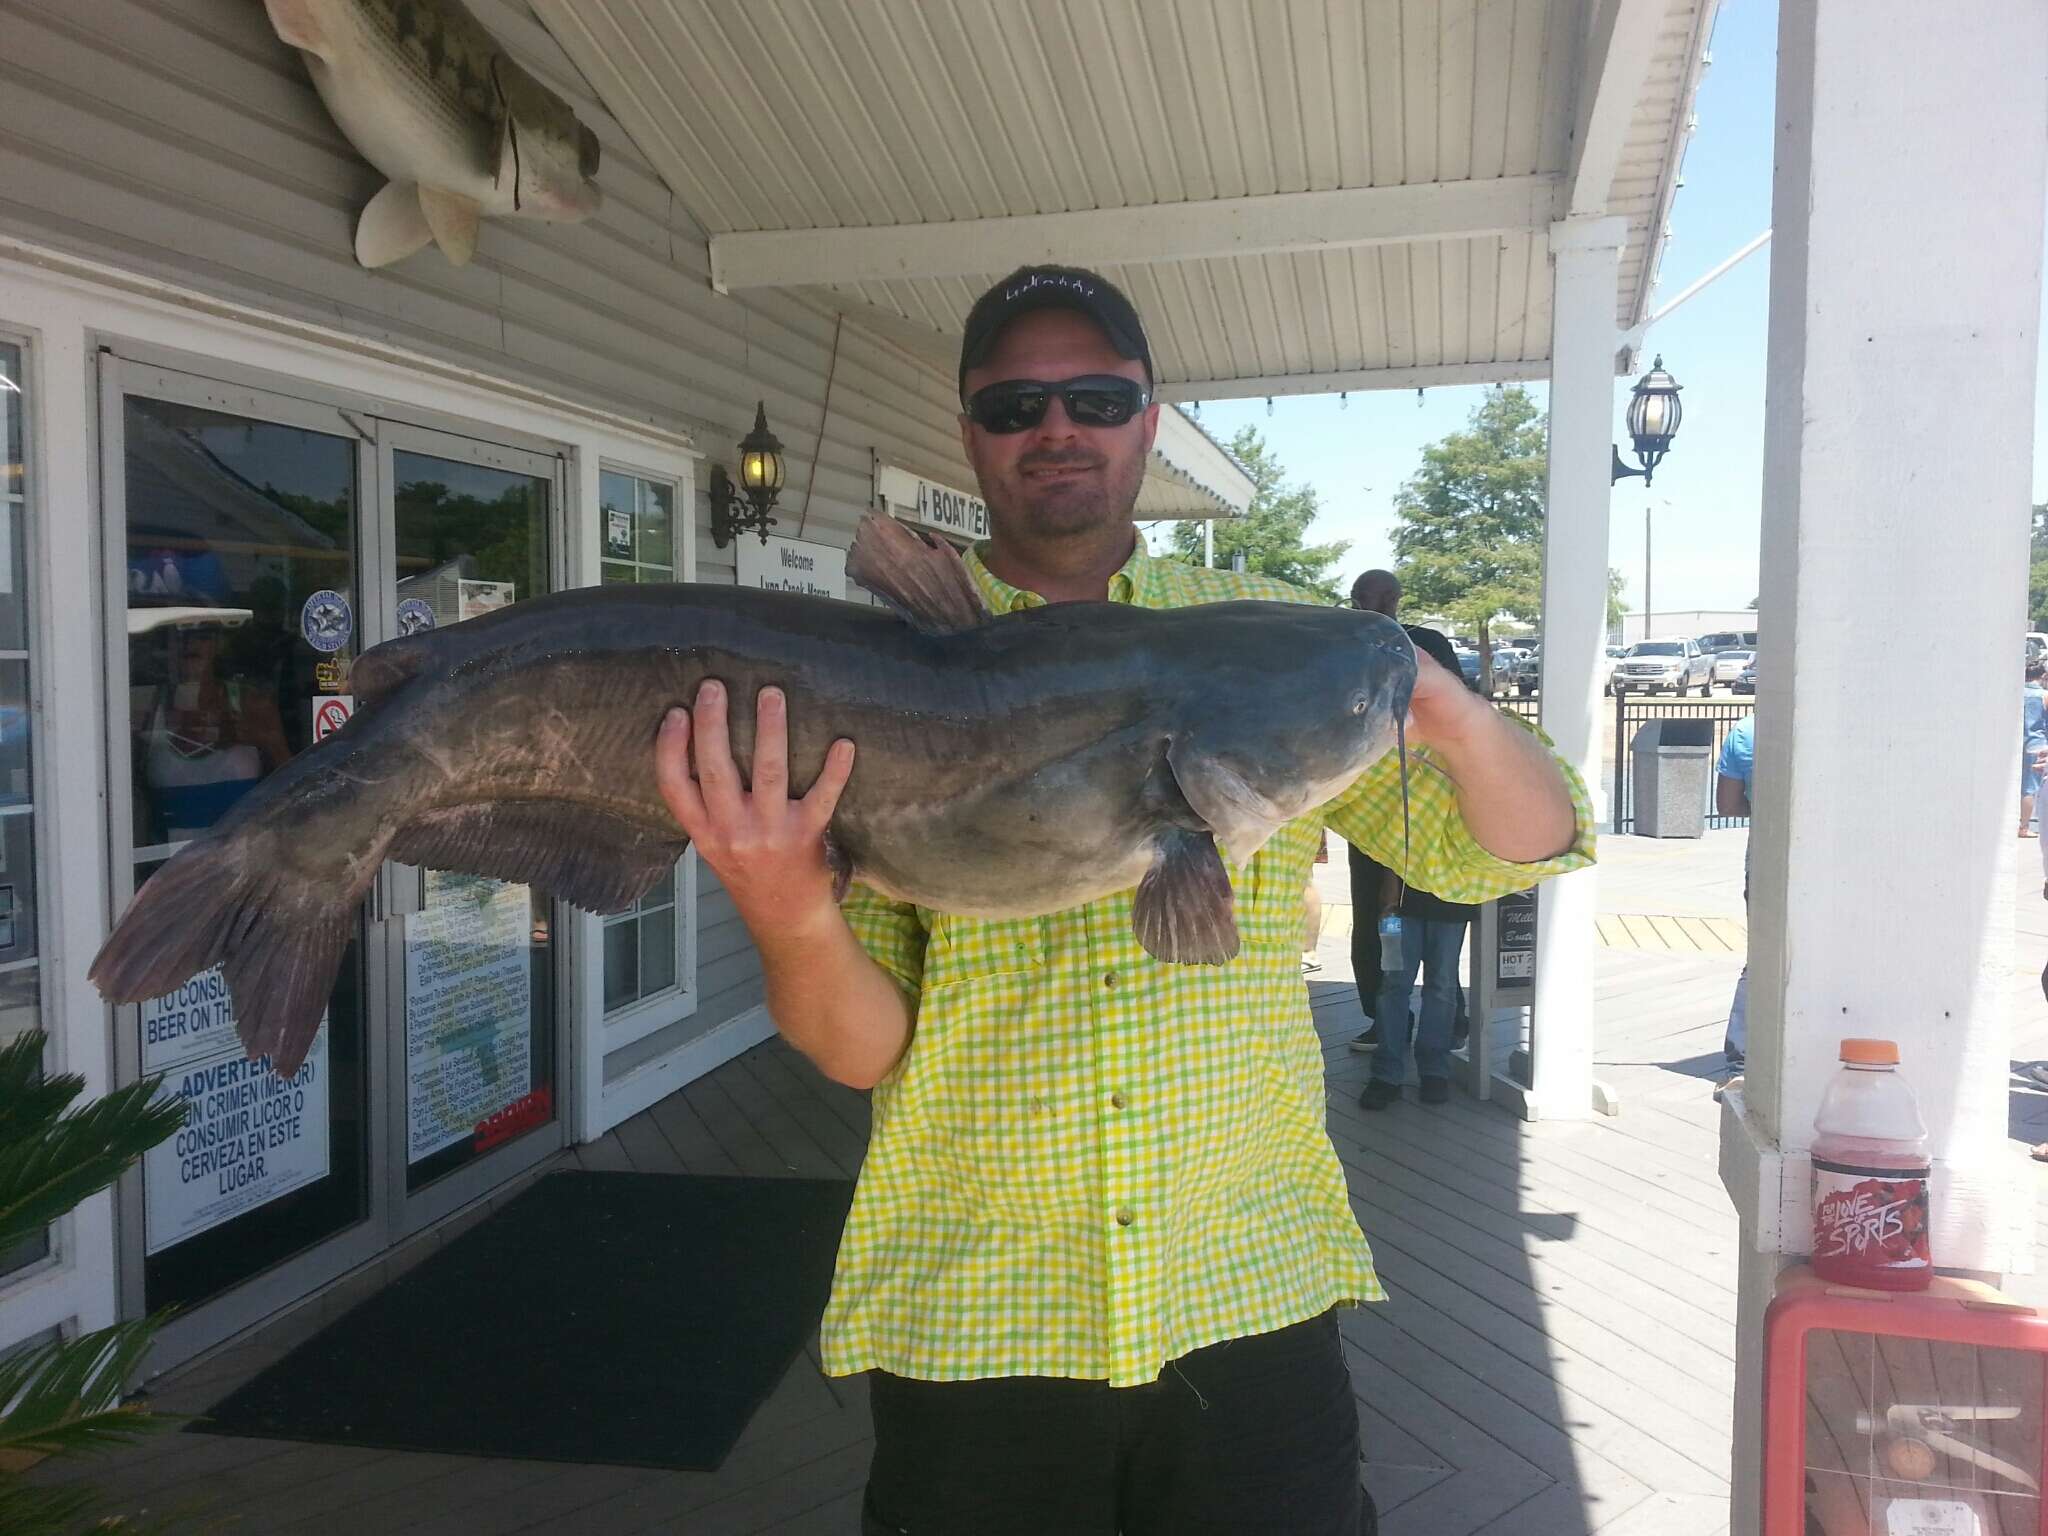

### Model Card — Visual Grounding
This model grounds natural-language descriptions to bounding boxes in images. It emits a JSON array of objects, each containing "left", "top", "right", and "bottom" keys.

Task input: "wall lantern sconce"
[
  {"left": 709, "top": 400, "right": 787, "bottom": 547},
  {"left": 1610, "top": 355, "right": 1684, "bottom": 487}
]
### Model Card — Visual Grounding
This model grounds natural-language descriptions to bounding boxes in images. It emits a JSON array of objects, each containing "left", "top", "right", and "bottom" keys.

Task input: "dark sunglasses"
[{"left": 964, "top": 375, "right": 1152, "bottom": 434}]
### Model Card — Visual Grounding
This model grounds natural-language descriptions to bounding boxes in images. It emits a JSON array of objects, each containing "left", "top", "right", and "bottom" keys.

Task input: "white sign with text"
[
  {"left": 142, "top": 970, "right": 331, "bottom": 1255},
  {"left": 405, "top": 878, "right": 533, "bottom": 1163},
  {"left": 736, "top": 535, "right": 846, "bottom": 600},
  {"left": 876, "top": 464, "right": 989, "bottom": 543}
]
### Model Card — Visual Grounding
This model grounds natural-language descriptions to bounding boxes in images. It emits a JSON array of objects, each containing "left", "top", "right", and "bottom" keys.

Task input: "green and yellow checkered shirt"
[{"left": 820, "top": 537, "right": 1596, "bottom": 1387}]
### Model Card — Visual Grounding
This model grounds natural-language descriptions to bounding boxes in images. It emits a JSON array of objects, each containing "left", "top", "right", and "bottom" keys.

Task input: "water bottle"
[{"left": 1810, "top": 1038, "right": 1931, "bottom": 1290}]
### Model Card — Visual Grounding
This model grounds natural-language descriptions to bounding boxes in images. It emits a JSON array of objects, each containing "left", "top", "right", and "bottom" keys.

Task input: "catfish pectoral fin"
[
  {"left": 1132, "top": 828, "right": 1239, "bottom": 965},
  {"left": 823, "top": 831, "right": 853, "bottom": 904},
  {"left": 387, "top": 800, "right": 687, "bottom": 915}
]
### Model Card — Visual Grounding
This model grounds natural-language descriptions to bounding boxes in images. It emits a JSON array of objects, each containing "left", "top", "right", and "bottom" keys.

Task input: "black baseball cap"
[{"left": 958, "top": 265, "right": 1153, "bottom": 403}]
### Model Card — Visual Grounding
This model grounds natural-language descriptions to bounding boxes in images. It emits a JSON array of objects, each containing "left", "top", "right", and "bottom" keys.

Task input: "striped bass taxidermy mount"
[{"left": 262, "top": 0, "right": 603, "bottom": 268}]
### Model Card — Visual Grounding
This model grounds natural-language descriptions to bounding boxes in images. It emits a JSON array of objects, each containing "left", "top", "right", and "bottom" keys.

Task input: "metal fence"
[
  {"left": 1486, "top": 693, "right": 1752, "bottom": 834},
  {"left": 1610, "top": 695, "right": 1753, "bottom": 833}
]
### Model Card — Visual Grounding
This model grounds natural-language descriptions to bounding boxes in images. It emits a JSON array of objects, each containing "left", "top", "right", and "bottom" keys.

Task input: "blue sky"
[{"left": 1148, "top": 0, "right": 2009, "bottom": 617}]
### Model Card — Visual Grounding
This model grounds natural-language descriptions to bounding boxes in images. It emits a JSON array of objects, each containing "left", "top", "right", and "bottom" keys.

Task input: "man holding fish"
[{"left": 653, "top": 267, "right": 1594, "bottom": 1535}]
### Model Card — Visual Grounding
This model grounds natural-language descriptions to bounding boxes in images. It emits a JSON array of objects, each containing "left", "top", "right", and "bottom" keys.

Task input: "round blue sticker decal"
[
  {"left": 300, "top": 589, "right": 353, "bottom": 653},
  {"left": 396, "top": 597, "right": 436, "bottom": 636}
]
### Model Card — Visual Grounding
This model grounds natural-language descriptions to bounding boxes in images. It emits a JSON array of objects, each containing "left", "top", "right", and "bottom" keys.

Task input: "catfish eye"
[{"left": 1350, "top": 692, "right": 1371, "bottom": 716}]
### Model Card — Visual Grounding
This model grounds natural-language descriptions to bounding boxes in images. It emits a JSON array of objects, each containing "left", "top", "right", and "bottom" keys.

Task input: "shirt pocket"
[
  {"left": 922, "top": 912, "right": 1049, "bottom": 989},
  {"left": 1239, "top": 819, "right": 1323, "bottom": 952}
]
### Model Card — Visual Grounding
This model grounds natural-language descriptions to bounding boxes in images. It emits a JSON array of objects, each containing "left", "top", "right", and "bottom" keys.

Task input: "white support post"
[
  {"left": 1529, "top": 215, "right": 1626, "bottom": 1123},
  {"left": 1720, "top": 7, "right": 2048, "bottom": 1532}
]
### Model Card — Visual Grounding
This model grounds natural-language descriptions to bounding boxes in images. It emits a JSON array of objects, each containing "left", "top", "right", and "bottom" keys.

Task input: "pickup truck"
[{"left": 1609, "top": 637, "right": 1714, "bottom": 696}]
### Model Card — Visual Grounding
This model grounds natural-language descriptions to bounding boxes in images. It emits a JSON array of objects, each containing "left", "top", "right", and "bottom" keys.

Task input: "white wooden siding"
[{"left": 0, "top": 0, "right": 973, "bottom": 1078}]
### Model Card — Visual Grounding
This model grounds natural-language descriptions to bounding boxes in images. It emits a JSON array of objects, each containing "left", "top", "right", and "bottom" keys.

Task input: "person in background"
[
  {"left": 1346, "top": 572, "right": 1473, "bottom": 1057},
  {"left": 1358, "top": 838, "right": 1480, "bottom": 1109},
  {"left": 2024, "top": 659, "right": 2046, "bottom": 837},
  {"left": 1717, "top": 713, "right": 1756, "bottom": 1069}
]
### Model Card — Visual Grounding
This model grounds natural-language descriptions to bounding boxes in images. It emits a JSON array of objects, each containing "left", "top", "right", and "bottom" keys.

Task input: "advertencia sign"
[{"left": 141, "top": 967, "right": 330, "bottom": 1255}]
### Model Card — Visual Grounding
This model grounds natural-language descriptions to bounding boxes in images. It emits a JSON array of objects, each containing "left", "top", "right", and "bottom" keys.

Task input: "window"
[
  {"left": 0, "top": 337, "right": 48, "bottom": 1281},
  {"left": 599, "top": 469, "right": 686, "bottom": 1017},
  {"left": 599, "top": 468, "right": 675, "bottom": 586}
]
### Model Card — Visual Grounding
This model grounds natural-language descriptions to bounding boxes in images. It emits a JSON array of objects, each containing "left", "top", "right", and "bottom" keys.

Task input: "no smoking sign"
[{"left": 312, "top": 695, "right": 355, "bottom": 742}]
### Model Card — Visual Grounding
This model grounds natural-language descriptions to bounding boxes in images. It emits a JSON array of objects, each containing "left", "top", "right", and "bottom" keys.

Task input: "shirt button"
[
  {"left": 1103, "top": 971, "right": 1118, "bottom": 989},
  {"left": 1110, "top": 1091, "right": 1127, "bottom": 1110},
  {"left": 1114, "top": 1208, "right": 1134, "bottom": 1228}
]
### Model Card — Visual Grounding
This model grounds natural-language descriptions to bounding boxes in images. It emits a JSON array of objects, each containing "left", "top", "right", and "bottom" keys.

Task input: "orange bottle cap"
[{"left": 1840, "top": 1038, "right": 1900, "bottom": 1065}]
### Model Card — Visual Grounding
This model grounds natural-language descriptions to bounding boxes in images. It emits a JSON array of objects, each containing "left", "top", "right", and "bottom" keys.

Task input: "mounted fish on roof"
[{"left": 262, "top": 0, "right": 603, "bottom": 268}]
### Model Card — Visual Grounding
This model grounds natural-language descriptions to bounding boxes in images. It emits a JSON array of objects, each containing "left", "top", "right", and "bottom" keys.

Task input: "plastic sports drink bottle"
[{"left": 1810, "top": 1038, "right": 1931, "bottom": 1290}]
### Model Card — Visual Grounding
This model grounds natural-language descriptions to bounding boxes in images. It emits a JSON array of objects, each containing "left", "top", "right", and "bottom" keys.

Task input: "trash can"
[{"left": 1630, "top": 718, "right": 1714, "bottom": 837}]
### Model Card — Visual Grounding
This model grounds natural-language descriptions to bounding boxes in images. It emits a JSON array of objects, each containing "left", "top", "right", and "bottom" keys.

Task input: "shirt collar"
[{"left": 963, "top": 533, "right": 1149, "bottom": 612}]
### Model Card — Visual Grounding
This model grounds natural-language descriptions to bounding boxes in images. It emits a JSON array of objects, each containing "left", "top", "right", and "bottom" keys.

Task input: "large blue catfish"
[{"left": 91, "top": 515, "right": 1416, "bottom": 1076}]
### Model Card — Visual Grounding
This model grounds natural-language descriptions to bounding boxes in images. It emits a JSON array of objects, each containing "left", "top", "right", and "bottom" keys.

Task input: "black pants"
[{"left": 861, "top": 1311, "right": 1372, "bottom": 1536}]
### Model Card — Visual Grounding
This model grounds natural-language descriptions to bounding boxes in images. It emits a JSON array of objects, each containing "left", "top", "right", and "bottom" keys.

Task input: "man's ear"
[
  {"left": 1139, "top": 400, "right": 1161, "bottom": 457},
  {"left": 958, "top": 410, "right": 974, "bottom": 462}
]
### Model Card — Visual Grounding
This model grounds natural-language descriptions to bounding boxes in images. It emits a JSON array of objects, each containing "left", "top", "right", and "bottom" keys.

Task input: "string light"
[{"left": 1266, "top": 396, "right": 1274, "bottom": 417}]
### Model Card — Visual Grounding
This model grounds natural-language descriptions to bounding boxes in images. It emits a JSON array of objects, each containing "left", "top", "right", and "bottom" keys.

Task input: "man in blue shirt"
[
  {"left": 1717, "top": 716, "right": 1755, "bottom": 1067},
  {"left": 2023, "top": 660, "right": 2046, "bottom": 837}
]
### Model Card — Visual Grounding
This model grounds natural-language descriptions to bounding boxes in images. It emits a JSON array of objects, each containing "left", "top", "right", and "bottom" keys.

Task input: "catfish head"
[{"left": 1167, "top": 607, "right": 1416, "bottom": 866}]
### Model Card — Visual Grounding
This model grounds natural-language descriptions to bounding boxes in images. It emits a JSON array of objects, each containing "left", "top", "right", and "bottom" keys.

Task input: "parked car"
[
  {"left": 1600, "top": 645, "right": 1626, "bottom": 689},
  {"left": 1512, "top": 646, "right": 1540, "bottom": 696},
  {"left": 1697, "top": 628, "right": 1759, "bottom": 657},
  {"left": 1711, "top": 648, "right": 1754, "bottom": 688},
  {"left": 1610, "top": 637, "right": 1713, "bottom": 696},
  {"left": 1450, "top": 646, "right": 1482, "bottom": 688},
  {"left": 1732, "top": 656, "right": 1757, "bottom": 695}
]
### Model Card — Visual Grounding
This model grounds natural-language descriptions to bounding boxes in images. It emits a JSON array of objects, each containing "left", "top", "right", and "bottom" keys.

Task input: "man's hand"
[
  {"left": 1400, "top": 650, "right": 1579, "bottom": 865},
  {"left": 653, "top": 681, "right": 910, "bottom": 1089},
  {"left": 654, "top": 680, "right": 855, "bottom": 938}
]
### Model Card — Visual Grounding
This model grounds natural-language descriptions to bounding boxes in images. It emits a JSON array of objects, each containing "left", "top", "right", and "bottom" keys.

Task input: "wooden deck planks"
[{"left": 43, "top": 915, "right": 1792, "bottom": 1536}]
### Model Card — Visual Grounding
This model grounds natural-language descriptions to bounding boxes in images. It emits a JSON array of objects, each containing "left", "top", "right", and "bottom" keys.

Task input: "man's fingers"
[
  {"left": 690, "top": 680, "right": 744, "bottom": 820},
  {"left": 800, "top": 739, "right": 857, "bottom": 829},
  {"left": 753, "top": 686, "right": 789, "bottom": 804},
  {"left": 653, "top": 708, "right": 705, "bottom": 833}
]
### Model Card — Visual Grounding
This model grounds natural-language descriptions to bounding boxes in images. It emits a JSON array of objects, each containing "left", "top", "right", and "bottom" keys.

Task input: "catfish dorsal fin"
[{"left": 847, "top": 512, "right": 988, "bottom": 634}]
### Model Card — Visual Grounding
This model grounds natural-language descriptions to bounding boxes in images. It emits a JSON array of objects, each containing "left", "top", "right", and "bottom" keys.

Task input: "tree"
[
  {"left": 1165, "top": 427, "right": 1350, "bottom": 601},
  {"left": 1608, "top": 569, "right": 1628, "bottom": 631},
  {"left": 2030, "top": 503, "right": 2048, "bottom": 630},
  {"left": 0, "top": 1032, "right": 187, "bottom": 1534},
  {"left": 1389, "top": 386, "right": 1547, "bottom": 694}
]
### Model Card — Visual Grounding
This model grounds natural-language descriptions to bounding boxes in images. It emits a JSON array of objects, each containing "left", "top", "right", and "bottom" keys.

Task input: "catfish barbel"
[{"left": 90, "top": 515, "right": 1416, "bottom": 1077}]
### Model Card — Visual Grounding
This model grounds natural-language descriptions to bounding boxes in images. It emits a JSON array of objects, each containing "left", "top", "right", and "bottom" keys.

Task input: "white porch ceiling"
[{"left": 534, "top": 0, "right": 1714, "bottom": 404}]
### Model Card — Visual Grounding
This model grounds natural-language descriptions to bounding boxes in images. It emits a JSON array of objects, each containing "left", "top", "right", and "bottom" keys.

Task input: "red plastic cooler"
[{"left": 1764, "top": 1266, "right": 2048, "bottom": 1534}]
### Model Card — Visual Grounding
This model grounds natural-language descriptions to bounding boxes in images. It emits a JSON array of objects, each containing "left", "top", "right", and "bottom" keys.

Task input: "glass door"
[
  {"left": 102, "top": 359, "right": 382, "bottom": 1349},
  {"left": 371, "top": 423, "right": 565, "bottom": 1232}
]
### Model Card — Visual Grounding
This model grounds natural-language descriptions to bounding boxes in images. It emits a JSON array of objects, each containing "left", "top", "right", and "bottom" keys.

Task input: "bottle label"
[{"left": 1812, "top": 1157, "right": 1931, "bottom": 1274}]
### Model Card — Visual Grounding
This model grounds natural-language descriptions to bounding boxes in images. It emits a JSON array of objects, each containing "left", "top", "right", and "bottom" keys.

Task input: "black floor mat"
[{"left": 191, "top": 1171, "right": 855, "bottom": 1471}]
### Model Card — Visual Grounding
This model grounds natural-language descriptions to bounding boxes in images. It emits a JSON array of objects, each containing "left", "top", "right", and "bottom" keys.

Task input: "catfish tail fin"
[{"left": 88, "top": 835, "right": 360, "bottom": 1080}]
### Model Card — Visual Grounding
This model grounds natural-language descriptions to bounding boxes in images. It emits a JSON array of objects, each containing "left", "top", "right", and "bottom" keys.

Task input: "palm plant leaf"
[
  {"left": 0, "top": 1475, "right": 100, "bottom": 1534},
  {"left": 0, "top": 1032, "right": 80, "bottom": 1152},
  {"left": 0, "top": 1318, "right": 181, "bottom": 1460},
  {"left": 0, "top": 1036, "right": 183, "bottom": 1254}
]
